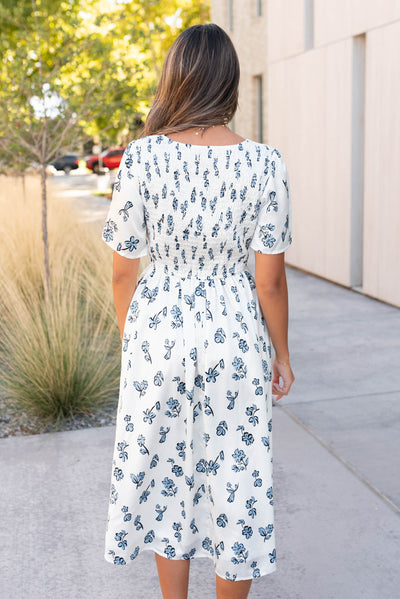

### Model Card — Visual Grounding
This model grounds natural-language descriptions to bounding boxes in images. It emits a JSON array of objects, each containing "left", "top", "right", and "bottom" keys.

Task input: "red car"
[{"left": 86, "top": 146, "right": 125, "bottom": 173}]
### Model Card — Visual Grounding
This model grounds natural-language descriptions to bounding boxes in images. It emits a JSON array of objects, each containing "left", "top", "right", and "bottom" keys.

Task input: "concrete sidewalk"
[{"left": 1, "top": 267, "right": 400, "bottom": 599}]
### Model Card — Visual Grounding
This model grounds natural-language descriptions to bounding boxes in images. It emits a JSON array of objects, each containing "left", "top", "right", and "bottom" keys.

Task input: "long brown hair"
[{"left": 142, "top": 24, "right": 240, "bottom": 137}]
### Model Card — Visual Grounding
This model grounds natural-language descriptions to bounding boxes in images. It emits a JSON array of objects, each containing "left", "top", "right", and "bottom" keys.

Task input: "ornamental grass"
[{"left": 0, "top": 175, "right": 121, "bottom": 425}]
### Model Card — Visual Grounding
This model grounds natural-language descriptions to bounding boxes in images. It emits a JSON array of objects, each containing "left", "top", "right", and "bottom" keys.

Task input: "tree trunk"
[{"left": 40, "top": 164, "right": 51, "bottom": 302}]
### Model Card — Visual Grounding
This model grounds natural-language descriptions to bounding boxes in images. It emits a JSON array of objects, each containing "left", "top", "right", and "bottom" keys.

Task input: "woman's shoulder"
[
  {"left": 125, "top": 134, "right": 283, "bottom": 162},
  {"left": 245, "top": 138, "right": 283, "bottom": 155}
]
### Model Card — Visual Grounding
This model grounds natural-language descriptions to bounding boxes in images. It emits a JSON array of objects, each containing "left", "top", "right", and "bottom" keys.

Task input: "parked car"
[
  {"left": 85, "top": 147, "right": 125, "bottom": 173},
  {"left": 52, "top": 154, "right": 79, "bottom": 174}
]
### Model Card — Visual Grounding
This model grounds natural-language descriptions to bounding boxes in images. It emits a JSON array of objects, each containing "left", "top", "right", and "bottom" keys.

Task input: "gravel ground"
[{"left": 0, "top": 394, "right": 117, "bottom": 438}]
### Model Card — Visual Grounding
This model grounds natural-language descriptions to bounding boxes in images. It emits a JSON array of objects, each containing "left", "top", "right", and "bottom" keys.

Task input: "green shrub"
[{"left": 0, "top": 175, "right": 121, "bottom": 424}]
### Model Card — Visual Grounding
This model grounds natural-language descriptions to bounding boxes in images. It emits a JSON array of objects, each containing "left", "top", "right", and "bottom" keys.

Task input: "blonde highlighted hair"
[{"left": 142, "top": 24, "right": 240, "bottom": 137}]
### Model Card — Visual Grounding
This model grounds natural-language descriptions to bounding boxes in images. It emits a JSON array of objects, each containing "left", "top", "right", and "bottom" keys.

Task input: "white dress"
[{"left": 102, "top": 134, "right": 292, "bottom": 580}]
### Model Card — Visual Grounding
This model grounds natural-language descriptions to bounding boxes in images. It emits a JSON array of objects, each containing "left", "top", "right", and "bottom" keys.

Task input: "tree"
[{"left": 0, "top": 0, "right": 210, "bottom": 299}]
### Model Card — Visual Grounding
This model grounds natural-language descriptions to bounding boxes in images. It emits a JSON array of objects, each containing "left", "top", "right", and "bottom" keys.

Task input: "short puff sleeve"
[
  {"left": 250, "top": 150, "right": 292, "bottom": 254},
  {"left": 102, "top": 143, "right": 148, "bottom": 259}
]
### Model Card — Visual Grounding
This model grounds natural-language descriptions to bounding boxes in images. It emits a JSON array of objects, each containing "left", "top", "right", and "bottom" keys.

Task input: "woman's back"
[
  {"left": 104, "top": 133, "right": 291, "bottom": 278},
  {"left": 102, "top": 22, "right": 294, "bottom": 593}
]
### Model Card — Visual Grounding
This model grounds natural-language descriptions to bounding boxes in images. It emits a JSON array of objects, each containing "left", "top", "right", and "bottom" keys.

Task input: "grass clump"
[{"left": 0, "top": 175, "right": 121, "bottom": 426}]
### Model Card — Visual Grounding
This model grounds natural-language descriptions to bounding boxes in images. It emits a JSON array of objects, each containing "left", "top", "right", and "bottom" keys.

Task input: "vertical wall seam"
[
  {"left": 350, "top": 34, "right": 366, "bottom": 288},
  {"left": 304, "top": 0, "right": 314, "bottom": 51}
]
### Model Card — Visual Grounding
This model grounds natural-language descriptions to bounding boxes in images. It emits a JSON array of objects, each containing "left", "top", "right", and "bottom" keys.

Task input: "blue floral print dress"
[{"left": 102, "top": 134, "right": 292, "bottom": 581}]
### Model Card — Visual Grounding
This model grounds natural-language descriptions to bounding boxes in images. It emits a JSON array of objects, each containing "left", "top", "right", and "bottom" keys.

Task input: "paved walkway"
[{"left": 1, "top": 267, "right": 400, "bottom": 599}]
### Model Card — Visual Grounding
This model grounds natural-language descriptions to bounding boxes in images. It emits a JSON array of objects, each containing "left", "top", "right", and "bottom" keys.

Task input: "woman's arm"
[
  {"left": 254, "top": 252, "right": 295, "bottom": 400},
  {"left": 112, "top": 252, "right": 141, "bottom": 340}
]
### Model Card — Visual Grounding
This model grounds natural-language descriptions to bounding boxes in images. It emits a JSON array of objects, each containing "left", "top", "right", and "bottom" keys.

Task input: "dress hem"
[{"left": 104, "top": 545, "right": 277, "bottom": 581}]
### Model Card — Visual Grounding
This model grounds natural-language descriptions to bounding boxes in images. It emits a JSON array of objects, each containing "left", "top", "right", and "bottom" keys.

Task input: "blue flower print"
[
  {"left": 193, "top": 483, "right": 205, "bottom": 505},
  {"left": 155, "top": 505, "right": 167, "bottom": 521},
  {"left": 133, "top": 515, "right": 143, "bottom": 530},
  {"left": 246, "top": 404, "right": 260, "bottom": 426},
  {"left": 114, "top": 467, "right": 124, "bottom": 481},
  {"left": 103, "top": 219, "right": 117, "bottom": 242},
  {"left": 130, "top": 546, "right": 140, "bottom": 561},
  {"left": 173, "top": 521, "right": 183, "bottom": 542},
  {"left": 164, "top": 544, "right": 176, "bottom": 559},
  {"left": 231, "top": 541, "right": 248, "bottom": 565},
  {"left": 109, "top": 484, "right": 118, "bottom": 504},
  {"left": 102, "top": 136, "right": 289, "bottom": 579},
  {"left": 226, "top": 482, "right": 239, "bottom": 503},
  {"left": 217, "top": 513, "right": 228, "bottom": 528},
  {"left": 121, "top": 506, "right": 132, "bottom": 522},
  {"left": 232, "top": 356, "right": 247, "bottom": 380},
  {"left": 130, "top": 471, "right": 145, "bottom": 489},
  {"left": 133, "top": 380, "right": 148, "bottom": 398},
  {"left": 150, "top": 454, "right": 159, "bottom": 468},
  {"left": 242, "top": 431, "right": 254, "bottom": 446},
  {"left": 161, "top": 477, "right": 178, "bottom": 497},
  {"left": 124, "top": 414, "right": 134, "bottom": 432},
  {"left": 216, "top": 420, "right": 228, "bottom": 436},
  {"left": 144, "top": 529, "right": 155, "bottom": 544},
  {"left": 246, "top": 496, "right": 257, "bottom": 519},
  {"left": 266, "top": 190, "right": 278, "bottom": 212},
  {"left": 164, "top": 339, "right": 175, "bottom": 360},
  {"left": 117, "top": 440, "right": 129, "bottom": 462},
  {"left": 117, "top": 201, "right": 133, "bottom": 221},
  {"left": 139, "top": 479, "right": 155, "bottom": 503},
  {"left": 202, "top": 537, "right": 214, "bottom": 555},
  {"left": 237, "top": 520, "right": 253, "bottom": 539},
  {"left": 214, "top": 328, "right": 226, "bottom": 343},
  {"left": 176, "top": 441, "right": 186, "bottom": 461},
  {"left": 205, "top": 359, "right": 225, "bottom": 383},
  {"left": 154, "top": 371, "right": 164, "bottom": 386},
  {"left": 261, "top": 436, "right": 270, "bottom": 451},
  {"left": 232, "top": 449, "right": 249, "bottom": 472},
  {"left": 204, "top": 396, "right": 214, "bottom": 416},
  {"left": 258, "top": 524, "right": 274, "bottom": 542},
  {"left": 159, "top": 426, "right": 170, "bottom": 443},
  {"left": 226, "top": 390, "right": 238, "bottom": 410},
  {"left": 190, "top": 518, "right": 198, "bottom": 534},
  {"left": 252, "top": 470, "right": 262, "bottom": 487},
  {"left": 171, "top": 464, "right": 183, "bottom": 477},
  {"left": 141, "top": 341, "right": 152, "bottom": 363},
  {"left": 165, "top": 397, "right": 181, "bottom": 418},
  {"left": 185, "top": 474, "right": 194, "bottom": 490},
  {"left": 115, "top": 530, "right": 128, "bottom": 550},
  {"left": 143, "top": 401, "right": 160, "bottom": 424},
  {"left": 123, "top": 236, "right": 140, "bottom": 252},
  {"left": 137, "top": 434, "right": 149, "bottom": 455}
]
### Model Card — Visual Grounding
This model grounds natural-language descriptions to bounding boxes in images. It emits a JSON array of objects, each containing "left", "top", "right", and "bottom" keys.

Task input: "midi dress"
[{"left": 102, "top": 133, "right": 292, "bottom": 581}]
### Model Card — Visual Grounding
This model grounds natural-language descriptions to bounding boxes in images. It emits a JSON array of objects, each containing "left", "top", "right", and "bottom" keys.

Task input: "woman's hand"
[{"left": 272, "top": 357, "right": 295, "bottom": 401}]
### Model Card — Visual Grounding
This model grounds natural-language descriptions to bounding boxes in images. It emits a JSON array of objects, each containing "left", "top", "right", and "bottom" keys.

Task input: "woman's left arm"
[{"left": 112, "top": 252, "right": 141, "bottom": 340}]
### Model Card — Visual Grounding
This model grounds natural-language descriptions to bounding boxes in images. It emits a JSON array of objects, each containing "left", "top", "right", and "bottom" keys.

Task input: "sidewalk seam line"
[
  {"left": 284, "top": 388, "right": 400, "bottom": 406},
  {"left": 276, "top": 404, "right": 400, "bottom": 516}
]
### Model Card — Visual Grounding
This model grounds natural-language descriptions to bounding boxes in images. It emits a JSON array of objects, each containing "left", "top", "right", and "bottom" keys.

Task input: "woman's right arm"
[{"left": 254, "top": 251, "right": 295, "bottom": 401}]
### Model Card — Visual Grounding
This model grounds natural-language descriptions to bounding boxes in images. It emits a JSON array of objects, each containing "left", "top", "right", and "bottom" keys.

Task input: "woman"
[{"left": 102, "top": 23, "right": 294, "bottom": 599}]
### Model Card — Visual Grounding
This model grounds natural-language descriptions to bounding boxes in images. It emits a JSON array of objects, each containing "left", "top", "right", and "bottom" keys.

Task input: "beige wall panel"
[
  {"left": 314, "top": 0, "right": 400, "bottom": 47},
  {"left": 267, "top": 0, "right": 305, "bottom": 62},
  {"left": 324, "top": 39, "right": 352, "bottom": 284},
  {"left": 268, "top": 40, "right": 353, "bottom": 285},
  {"left": 210, "top": 0, "right": 227, "bottom": 25},
  {"left": 211, "top": 1, "right": 269, "bottom": 141},
  {"left": 363, "top": 21, "right": 400, "bottom": 306}
]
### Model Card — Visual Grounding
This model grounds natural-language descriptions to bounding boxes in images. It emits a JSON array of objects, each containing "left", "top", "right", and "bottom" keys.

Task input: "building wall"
[{"left": 211, "top": 0, "right": 400, "bottom": 306}]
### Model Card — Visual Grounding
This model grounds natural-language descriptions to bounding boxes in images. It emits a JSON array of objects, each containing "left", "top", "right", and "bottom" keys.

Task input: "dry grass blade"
[{"left": 0, "top": 174, "right": 120, "bottom": 424}]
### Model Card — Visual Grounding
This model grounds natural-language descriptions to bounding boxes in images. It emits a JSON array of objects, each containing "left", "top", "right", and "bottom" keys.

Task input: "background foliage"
[
  {"left": 0, "top": 0, "right": 211, "bottom": 167},
  {"left": 0, "top": 0, "right": 210, "bottom": 426}
]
